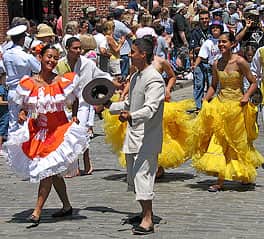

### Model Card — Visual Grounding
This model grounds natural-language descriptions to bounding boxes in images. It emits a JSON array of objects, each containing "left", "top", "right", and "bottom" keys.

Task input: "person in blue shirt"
[
  {"left": 3, "top": 25, "right": 40, "bottom": 133},
  {"left": 127, "top": 0, "right": 139, "bottom": 12}
]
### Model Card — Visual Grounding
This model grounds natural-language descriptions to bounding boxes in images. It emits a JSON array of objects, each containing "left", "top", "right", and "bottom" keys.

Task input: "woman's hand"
[
  {"left": 240, "top": 95, "right": 249, "bottom": 106},
  {"left": 18, "top": 109, "right": 28, "bottom": 125},
  {"left": 119, "top": 110, "right": 131, "bottom": 123},
  {"left": 72, "top": 116, "right": 80, "bottom": 124}
]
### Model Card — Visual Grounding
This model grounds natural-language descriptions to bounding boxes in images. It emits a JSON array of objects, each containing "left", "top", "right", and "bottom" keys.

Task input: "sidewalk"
[
  {"left": 1, "top": 84, "right": 264, "bottom": 239},
  {"left": 173, "top": 73, "right": 193, "bottom": 91}
]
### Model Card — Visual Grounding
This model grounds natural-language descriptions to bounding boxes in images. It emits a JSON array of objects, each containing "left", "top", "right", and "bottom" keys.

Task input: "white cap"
[
  {"left": 116, "top": 5, "right": 125, "bottom": 10},
  {"left": 86, "top": 6, "right": 96, "bottom": 13},
  {"left": 6, "top": 25, "right": 27, "bottom": 36},
  {"left": 176, "top": 3, "right": 186, "bottom": 13}
]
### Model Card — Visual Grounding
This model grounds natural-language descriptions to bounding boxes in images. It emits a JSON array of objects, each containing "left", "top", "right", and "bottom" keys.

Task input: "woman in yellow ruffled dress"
[
  {"left": 191, "top": 32, "right": 264, "bottom": 192},
  {"left": 102, "top": 55, "right": 195, "bottom": 173},
  {"left": 103, "top": 98, "right": 194, "bottom": 169}
]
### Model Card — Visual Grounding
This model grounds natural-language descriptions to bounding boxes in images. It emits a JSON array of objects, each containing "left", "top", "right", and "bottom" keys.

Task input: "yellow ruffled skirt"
[
  {"left": 102, "top": 98, "right": 195, "bottom": 168},
  {"left": 190, "top": 98, "right": 264, "bottom": 183}
]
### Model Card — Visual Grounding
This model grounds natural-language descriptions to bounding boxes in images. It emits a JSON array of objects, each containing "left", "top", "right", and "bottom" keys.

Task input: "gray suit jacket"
[{"left": 109, "top": 65, "right": 165, "bottom": 154}]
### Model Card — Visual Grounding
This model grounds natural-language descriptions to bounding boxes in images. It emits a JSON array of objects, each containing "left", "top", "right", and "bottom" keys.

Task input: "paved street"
[{"left": 1, "top": 84, "right": 264, "bottom": 239}]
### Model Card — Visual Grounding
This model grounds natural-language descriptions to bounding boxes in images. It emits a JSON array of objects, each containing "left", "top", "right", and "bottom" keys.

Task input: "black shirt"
[
  {"left": 239, "top": 27, "right": 264, "bottom": 48},
  {"left": 172, "top": 13, "right": 191, "bottom": 48},
  {"left": 190, "top": 27, "right": 210, "bottom": 49}
]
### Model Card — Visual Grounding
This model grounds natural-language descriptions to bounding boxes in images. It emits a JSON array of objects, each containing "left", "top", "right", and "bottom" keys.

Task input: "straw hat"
[{"left": 36, "top": 24, "right": 55, "bottom": 38}]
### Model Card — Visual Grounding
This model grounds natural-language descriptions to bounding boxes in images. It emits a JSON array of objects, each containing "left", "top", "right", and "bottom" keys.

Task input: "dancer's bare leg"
[
  {"left": 52, "top": 175, "right": 71, "bottom": 210},
  {"left": 83, "top": 149, "right": 93, "bottom": 175},
  {"left": 32, "top": 176, "right": 53, "bottom": 218}
]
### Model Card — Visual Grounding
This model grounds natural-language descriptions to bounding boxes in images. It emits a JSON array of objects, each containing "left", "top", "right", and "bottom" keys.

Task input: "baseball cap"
[{"left": 209, "top": 20, "right": 224, "bottom": 32}]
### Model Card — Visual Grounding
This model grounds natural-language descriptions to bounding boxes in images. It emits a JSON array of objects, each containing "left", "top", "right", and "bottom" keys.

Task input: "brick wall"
[
  {"left": 67, "top": 0, "right": 189, "bottom": 22},
  {"left": 68, "top": 0, "right": 135, "bottom": 21},
  {"left": 0, "top": 0, "right": 9, "bottom": 43},
  {"left": 0, "top": 0, "right": 189, "bottom": 43}
]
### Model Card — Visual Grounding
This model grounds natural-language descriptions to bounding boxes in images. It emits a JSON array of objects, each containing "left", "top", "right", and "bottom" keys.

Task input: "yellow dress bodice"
[{"left": 217, "top": 70, "right": 244, "bottom": 101}]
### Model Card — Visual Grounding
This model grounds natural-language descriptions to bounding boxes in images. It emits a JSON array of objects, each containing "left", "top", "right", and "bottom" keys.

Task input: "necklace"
[
  {"left": 36, "top": 75, "right": 53, "bottom": 83},
  {"left": 36, "top": 75, "right": 45, "bottom": 82}
]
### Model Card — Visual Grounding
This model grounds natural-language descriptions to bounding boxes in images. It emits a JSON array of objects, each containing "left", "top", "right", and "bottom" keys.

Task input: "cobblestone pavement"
[{"left": 0, "top": 85, "right": 264, "bottom": 239}]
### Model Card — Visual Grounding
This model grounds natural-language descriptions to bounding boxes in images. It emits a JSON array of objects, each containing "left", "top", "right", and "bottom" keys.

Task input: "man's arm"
[
  {"left": 235, "top": 19, "right": 253, "bottom": 42},
  {"left": 179, "top": 31, "right": 189, "bottom": 47}
]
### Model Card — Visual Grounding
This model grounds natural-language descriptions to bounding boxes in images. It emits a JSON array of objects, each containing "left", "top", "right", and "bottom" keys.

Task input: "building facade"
[{"left": 0, "top": 0, "right": 188, "bottom": 43}]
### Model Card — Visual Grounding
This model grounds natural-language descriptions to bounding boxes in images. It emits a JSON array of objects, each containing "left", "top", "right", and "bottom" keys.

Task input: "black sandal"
[
  {"left": 132, "top": 224, "right": 154, "bottom": 235},
  {"left": 52, "top": 207, "right": 72, "bottom": 218},
  {"left": 121, "top": 214, "right": 142, "bottom": 225},
  {"left": 26, "top": 214, "right": 40, "bottom": 228}
]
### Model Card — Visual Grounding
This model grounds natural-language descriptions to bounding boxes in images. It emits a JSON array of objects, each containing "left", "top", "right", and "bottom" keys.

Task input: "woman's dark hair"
[
  {"left": 40, "top": 44, "right": 58, "bottom": 56},
  {"left": 95, "top": 22, "right": 103, "bottom": 33},
  {"left": 243, "top": 44, "right": 257, "bottom": 60},
  {"left": 151, "top": 6, "right": 161, "bottom": 18},
  {"left": 133, "top": 35, "right": 154, "bottom": 64},
  {"left": 154, "top": 24, "right": 164, "bottom": 36},
  {"left": 29, "top": 19, "right": 38, "bottom": 27},
  {"left": 244, "top": 45, "right": 257, "bottom": 53},
  {"left": 220, "top": 32, "right": 236, "bottom": 42},
  {"left": 79, "top": 18, "right": 88, "bottom": 28},
  {"left": 66, "top": 36, "right": 81, "bottom": 48}
]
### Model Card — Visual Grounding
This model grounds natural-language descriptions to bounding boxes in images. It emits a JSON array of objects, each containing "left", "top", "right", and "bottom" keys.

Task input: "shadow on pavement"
[
  {"left": 103, "top": 172, "right": 195, "bottom": 184},
  {"left": 7, "top": 208, "right": 86, "bottom": 224},
  {"left": 186, "top": 179, "right": 259, "bottom": 192},
  {"left": 93, "top": 168, "right": 121, "bottom": 172},
  {"left": 155, "top": 172, "right": 195, "bottom": 183},
  {"left": 102, "top": 173, "right": 127, "bottom": 181},
  {"left": 83, "top": 206, "right": 163, "bottom": 226}
]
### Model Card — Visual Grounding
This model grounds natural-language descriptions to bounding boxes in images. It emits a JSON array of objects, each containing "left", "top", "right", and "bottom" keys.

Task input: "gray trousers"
[{"left": 125, "top": 152, "right": 158, "bottom": 201}]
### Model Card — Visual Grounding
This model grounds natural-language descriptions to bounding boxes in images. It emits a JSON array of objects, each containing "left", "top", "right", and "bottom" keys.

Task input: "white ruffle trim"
[
  {"left": 4, "top": 122, "right": 89, "bottom": 183},
  {"left": 14, "top": 75, "right": 79, "bottom": 114}
]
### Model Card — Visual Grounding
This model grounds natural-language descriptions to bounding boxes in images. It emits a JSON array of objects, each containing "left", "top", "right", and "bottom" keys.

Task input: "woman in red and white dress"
[{"left": 5, "top": 45, "right": 89, "bottom": 226}]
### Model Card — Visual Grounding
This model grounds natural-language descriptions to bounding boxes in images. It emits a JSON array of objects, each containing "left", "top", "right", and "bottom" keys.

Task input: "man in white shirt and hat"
[
  {"left": 86, "top": 6, "right": 97, "bottom": 34},
  {"left": 56, "top": 36, "right": 119, "bottom": 175},
  {"left": 3, "top": 25, "right": 40, "bottom": 133}
]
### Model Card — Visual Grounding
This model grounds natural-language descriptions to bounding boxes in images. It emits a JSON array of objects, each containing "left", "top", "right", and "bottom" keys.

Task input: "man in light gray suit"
[{"left": 106, "top": 36, "right": 165, "bottom": 235}]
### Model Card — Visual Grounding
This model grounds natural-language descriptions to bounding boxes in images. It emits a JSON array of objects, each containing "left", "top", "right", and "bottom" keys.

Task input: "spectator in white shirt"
[{"left": 3, "top": 25, "right": 40, "bottom": 133}]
